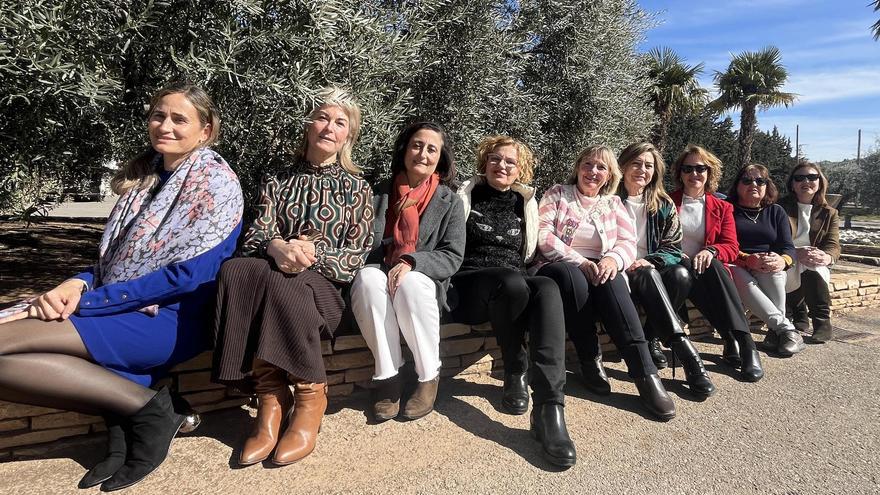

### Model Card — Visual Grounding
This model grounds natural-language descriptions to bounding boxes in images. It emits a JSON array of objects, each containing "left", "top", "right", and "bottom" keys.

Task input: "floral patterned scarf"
[{"left": 96, "top": 147, "right": 243, "bottom": 289}]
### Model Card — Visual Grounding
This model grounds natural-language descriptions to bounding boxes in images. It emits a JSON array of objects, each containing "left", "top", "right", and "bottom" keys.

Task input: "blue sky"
[{"left": 640, "top": 0, "right": 880, "bottom": 161}]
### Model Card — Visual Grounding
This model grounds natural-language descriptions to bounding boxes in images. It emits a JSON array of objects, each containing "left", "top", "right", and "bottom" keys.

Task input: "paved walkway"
[{"left": 1, "top": 308, "right": 878, "bottom": 494}]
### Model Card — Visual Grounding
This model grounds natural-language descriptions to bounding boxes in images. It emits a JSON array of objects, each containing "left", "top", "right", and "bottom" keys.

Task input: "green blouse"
[{"left": 241, "top": 160, "right": 374, "bottom": 283}]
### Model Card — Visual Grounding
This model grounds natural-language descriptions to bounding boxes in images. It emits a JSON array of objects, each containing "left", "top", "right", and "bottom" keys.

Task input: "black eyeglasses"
[
  {"left": 681, "top": 164, "right": 709, "bottom": 174},
  {"left": 739, "top": 177, "right": 768, "bottom": 186},
  {"left": 792, "top": 174, "right": 820, "bottom": 182}
]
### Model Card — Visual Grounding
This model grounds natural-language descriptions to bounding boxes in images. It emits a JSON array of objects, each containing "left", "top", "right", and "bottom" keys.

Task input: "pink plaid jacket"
[{"left": 534, "top": 184, "right": 637, "bottom": 271}]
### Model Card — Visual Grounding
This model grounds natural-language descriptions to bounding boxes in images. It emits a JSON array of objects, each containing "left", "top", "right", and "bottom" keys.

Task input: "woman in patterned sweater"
[
  {"left": 536, "top": 145, "right": 675, "bottom": 421},
  {"left": 450, "top": 136, "right": 575, "bottom": 467},
  {"left": 212, "top": 87, "right": 374, "bottom": 467}
]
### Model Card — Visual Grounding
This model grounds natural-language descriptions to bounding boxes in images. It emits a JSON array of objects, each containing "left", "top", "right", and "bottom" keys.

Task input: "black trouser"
[
  {"left": 450, "top": 267, "right": 566, "bottom": 405},
  {"left": 537, "top": 262, "right": 656, "bottom": 379},
  {"left": 679, "top": 257, "right": 750, "bottom": 336},
  {"left": 786, "top": 269, "right": 831, "bottom": 332},
  {"left": 628, "top": 265, "right": 691, "bottom": 344}
]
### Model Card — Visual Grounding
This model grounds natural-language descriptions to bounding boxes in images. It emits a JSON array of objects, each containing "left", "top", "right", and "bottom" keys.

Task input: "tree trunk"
[
  {"left": 656, "top": 109, "right": 671, "bottom": 154},
  {"left": 738, "top": 102, "right": 758, "bottom": 169}
]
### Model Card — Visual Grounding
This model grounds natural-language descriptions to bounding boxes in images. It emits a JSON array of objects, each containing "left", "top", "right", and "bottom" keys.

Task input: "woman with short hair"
[
  {"left": 450, "top": 135, "right": 575, "bottom": 466},
  {"left": 536, "top": 145, "right": 676, "bottom": 421},
  {"left": 0, "top": 82, "right": 243, "bottom": 490},
  {"left": 212, "top": 86, "right": 374, "bottom": 467},
  {"left": 781, "top": 161, "right": 840, "bottom": 343},
  {"left": 669, "top": 145, "right": 763, "bottom": 381},
  {"left": 726, "top": 164, "right": 803, "bottom": 357},
  {"left": 351, "top": 121, "right": 465, "bottom": 422}
]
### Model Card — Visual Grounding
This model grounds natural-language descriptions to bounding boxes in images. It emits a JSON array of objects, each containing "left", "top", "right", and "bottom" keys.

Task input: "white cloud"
[
  {"left": 757, "top": 115, "right": 880, "bottom": 161},
  {"left": 785, "top": 68, "right": 880, "bottom": 104}
]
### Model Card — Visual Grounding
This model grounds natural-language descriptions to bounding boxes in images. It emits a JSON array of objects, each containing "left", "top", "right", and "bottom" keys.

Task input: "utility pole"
[
  {"left": 795, "top": 125, "right": 799, "bottom": 159},
  {"left": 857, "top": 129, "right": 862, "bottom": 167}
]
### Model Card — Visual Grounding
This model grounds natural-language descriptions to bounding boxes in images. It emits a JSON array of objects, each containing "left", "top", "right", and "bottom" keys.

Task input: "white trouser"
[
  {"left": 350, "top": 266, "right": 441, "bottom": 382},
  {"left": 729, "top": 265, "right": 796, "bottom": 335}
]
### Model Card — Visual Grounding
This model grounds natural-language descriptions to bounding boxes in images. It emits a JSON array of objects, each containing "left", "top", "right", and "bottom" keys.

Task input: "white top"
[
  {"left": 793, "top": 202, "right": 812, "bottom": 247},
  {"left": 625, "top": 195, "right": 649, "bottom": 259},
  {"left": 680, "top": 194, "right": 706, "bottom": 257},
  {"left": 569, "top": 193, "right": 603, "bottom": 260},
  {"left": 786, "top": 201, "right": 831, "bottom": 291}
]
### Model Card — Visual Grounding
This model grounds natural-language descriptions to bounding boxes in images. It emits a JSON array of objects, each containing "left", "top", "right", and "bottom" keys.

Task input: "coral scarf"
[{"left": 383, "top": 172, "right": 439, "bottom": 266}]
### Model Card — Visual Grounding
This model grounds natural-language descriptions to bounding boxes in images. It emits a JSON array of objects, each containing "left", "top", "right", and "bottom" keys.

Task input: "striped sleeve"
[
  {"left": 605, "top": 196, "right": 637, "bottom": 270},
  {"left": 537, "top": 185, "right": 588, "bottom": 267}
]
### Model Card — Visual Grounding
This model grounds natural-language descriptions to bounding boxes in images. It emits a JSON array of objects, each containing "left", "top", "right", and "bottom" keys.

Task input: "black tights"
[{"left": 0, "top": 318, "right": 155, "bottom": 416}]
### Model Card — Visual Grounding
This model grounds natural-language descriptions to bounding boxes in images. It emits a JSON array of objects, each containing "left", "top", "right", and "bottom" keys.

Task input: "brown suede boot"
[
  {"left": 239, "top": 361, "right": 292, "bottom": 466},
  {"left": 272, "top": 382, "right": 327, "bottom": 465},
  {"left": 372, "top": 375, "right": 402, "bottom": 422},
  {"left": 401, "top": 376, "right": 439, "bottom": 420}
]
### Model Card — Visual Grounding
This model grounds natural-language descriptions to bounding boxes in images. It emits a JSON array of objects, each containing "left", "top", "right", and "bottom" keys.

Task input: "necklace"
[{"left": 739, "top": 206, "right": 763, "bottom": 223}]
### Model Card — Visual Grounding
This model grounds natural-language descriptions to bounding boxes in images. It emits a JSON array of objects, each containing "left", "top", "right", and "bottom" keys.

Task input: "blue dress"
[{"left": 69, "top": 170, "right": 241, "bottom": 386}]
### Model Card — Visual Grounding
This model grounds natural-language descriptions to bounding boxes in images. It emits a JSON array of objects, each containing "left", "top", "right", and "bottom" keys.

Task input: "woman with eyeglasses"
[
  {"left": 726, "top": 164, "right": 803, "bottom": 357},
  {"left": 617, "top": 142, "right": 715, "bottom": 398},
  {"left": 536, "top": 145, "right": 676, "bottom": 421},
  {"left": 780, "top": 162, "right": 839, "bottom": 343},
  {"left": 450, "top": 135, "right": 575, "bottom": 467},
  {"left": 670, "top": 145, "right": 763, "bottom": 382}
]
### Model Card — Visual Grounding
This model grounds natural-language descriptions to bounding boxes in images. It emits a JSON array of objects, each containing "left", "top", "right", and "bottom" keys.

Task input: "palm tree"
[
  {"left": 873, "top": 0, "right": 880, "bottom": 40},
  {"left": 646, "top": 47, "right": 708, "bottom": 153},
  {"left": 709, "top": 46, "right": 797, "bottom": 169}
]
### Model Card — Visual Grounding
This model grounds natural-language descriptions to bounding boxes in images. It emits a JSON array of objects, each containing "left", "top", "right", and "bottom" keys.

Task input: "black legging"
[
  {"left": 628, "top": 264, "right": 692, "bottom": 344},
  {"left": 536, "top": 262, "right": 656, "bottom": 379},
  {"left": 678, "top": 257, "right": 751, "bottom": 337},
  {"left": 450, "top": 268, "right": 566, "bottom": 405},
  {"left": 786, "top": 269, "right": 831, "bottom": 331}
]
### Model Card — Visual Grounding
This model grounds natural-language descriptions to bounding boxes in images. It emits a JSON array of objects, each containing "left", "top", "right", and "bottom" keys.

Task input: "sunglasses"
[
  {"left": 792, "top": 174, "right": 820, "bottom": 182},
  {"left": 681, "top": 164, "right": 709, "bottom": 174},
  {"left": 739, "top": 177, "right": 768, "bottom": 186}
]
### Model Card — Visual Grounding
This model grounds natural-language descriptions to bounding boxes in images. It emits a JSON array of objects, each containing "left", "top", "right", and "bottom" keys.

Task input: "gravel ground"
[{"left": 1, "top": 308, "right": 878, "bottom": 495}]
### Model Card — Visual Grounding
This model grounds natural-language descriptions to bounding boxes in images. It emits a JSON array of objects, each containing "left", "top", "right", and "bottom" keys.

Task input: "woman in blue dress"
[{"left": 0, "top": 82, "right": 243, "bottom": 491}]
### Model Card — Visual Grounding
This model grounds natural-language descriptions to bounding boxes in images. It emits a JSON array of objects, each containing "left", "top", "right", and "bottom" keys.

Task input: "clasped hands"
[
  {"left": 744, "top": 252, "right": 786, "bottom": 273},
  {"left": 268, "top": 237, "right": 317, "bottom": 274},
  {"left": 579, "top": 256, "right": 618, "bottom": 285},
  {"left": 796, "top": 246, "right": 831, "bottom": 268}
]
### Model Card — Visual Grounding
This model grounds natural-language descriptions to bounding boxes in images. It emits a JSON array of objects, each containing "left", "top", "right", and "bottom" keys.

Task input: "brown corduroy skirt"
[{"left": 212, "top": 257, "right": 343, "bottom": 389}]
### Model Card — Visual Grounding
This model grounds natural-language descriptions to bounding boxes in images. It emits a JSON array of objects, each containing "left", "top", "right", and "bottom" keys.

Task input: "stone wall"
[{"left": 1, "top": 267, "right": 878, "bottom": 458}]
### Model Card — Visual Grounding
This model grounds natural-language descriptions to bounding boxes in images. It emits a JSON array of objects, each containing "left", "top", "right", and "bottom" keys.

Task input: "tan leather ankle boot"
[
  {"left": 239, "top": 361, "right": 291, "bottom": 466},
  {"left": 402, "top": 376, "right": 439, "bottom": 420},
  {"left": 272, "top": 382, "right": 327, "bottom": 465}
]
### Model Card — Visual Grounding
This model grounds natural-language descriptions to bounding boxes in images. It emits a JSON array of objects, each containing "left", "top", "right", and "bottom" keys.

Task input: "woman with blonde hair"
[
  {"left": 449, "top": 135, "right": 575, "bottom": 466},
  {"left": 781, "top": 161, "right": 839, "bottom": 343},
  {"left": 670, "top": 145, "right": 763, "bottom": 381},
  {"left": 536, "top": 145, "right": 675, "bottom": 421},
  {"left": 0, "top": 82, "right": 243, "bottom": 490},
  {"left": 212, "top": 86, "right": 374, "bottom": 466},
  {"left": 617, "top": 142, "right": 715, "bottom": 397}
]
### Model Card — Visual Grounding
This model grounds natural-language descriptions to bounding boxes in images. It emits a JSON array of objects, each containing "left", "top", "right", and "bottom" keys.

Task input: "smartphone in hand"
[{"left": 0, "top": 301, "right": 31, "bottom": 320}]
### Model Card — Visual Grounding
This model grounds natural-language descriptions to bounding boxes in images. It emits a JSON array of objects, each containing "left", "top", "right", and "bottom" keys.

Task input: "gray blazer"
[{"left": 365, "top": 179, "right": 466, "bottom": 311}]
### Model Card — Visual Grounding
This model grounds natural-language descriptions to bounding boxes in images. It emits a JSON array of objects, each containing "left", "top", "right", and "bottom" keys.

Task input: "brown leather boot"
[
  {"left": 239, "top": 361, "right": 291, "bottom": 466},
  {"left": 372, "top": 375, "right": 402, "bottom": 422},
  {"left": 401, "top": 376, "right": 439, "bottom": 420},
  {"left": 272, "top": 382, "right": 327, "bottom": 465}
]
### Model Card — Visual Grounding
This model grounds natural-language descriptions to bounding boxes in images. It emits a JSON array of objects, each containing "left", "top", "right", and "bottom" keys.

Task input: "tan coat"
[{"left": 780, "top": 195, "right": 841, "bottom": 262}]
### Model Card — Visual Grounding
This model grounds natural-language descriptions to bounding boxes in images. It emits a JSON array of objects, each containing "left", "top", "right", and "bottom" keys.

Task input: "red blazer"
[{"left": 671, "top": 190, "right": 740, "bottom": 263}]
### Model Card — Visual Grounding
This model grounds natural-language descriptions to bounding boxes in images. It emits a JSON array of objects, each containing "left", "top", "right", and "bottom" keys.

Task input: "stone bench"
[{"left": 2, "top": 263, "right": 878, "bottom": 459}]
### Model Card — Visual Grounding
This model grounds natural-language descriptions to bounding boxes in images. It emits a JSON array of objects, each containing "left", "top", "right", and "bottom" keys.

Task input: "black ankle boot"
[
  {"left": 579, "top": 356, "right": 611, "bottom": 396},
  {"left": 529, "top": 403, "right": 576, "bottom": 467},
  {"left": 810, "top": 318, "right": 832, "bottom": 343},
  {"left": 721, "top": 334, "right": 742, "bottom": 368},
  {"left": 78, "top": 416, "right": 127, "bottom": 489},
  {"left": 669, "top": 337, "right": 716, "bottom": 398},
  {"left": 634, "top": 374, "right": 675, "bottom": 421},
  {"left": 100, "top": 387, "right": 185, "bottom": 492},
  {"left": 501, "top": 372, "right": 529, "bottom": 415},
  {"left": 735, "top": 333, "right": 764, "bottom": 382},
  {"left": 648, "top": 337, "right": 668, "bottom": 369}
]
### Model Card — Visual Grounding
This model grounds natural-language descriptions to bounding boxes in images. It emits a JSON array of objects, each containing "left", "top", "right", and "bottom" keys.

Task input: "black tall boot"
[
  {"left": 734, "top": 333, "right": 764, "bottom": 382},
  {"left": 669, "top": 336, "right": 716, "bottom": 398},
  {"left": 78, "top": 415, "right": 127, "bottom": 489},
  {"left": 100, "top": 387, "right": 185, "bottom": 492},
  {"left": 810, "top": 318, "right": 832, "bottom": 343},
  {"left": 530, "top": 403, "right": 576, "bottom": 467}
]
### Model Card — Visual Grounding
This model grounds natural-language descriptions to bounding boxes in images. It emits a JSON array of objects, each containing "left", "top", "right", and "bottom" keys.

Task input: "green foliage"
[
  {"left": 645, "top": 47, "right": 707, "bottom": 153},
  {"left": 709, "top": 46, "right": 797, "bottom": 169},
  {"left": 1, "top": 0, "right": 655, "bottom": 214},
  {"left": 873, "top": 0, "right": 880, "bottom": 41}
]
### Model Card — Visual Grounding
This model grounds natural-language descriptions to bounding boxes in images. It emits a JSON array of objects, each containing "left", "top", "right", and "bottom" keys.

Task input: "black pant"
[
  {"left": 786, "top": 269, "right": 831, "bottom": 332},
  {"left": 628, "top": 265, "right": 691, "bottom": 344},
  {"left": 679, "top": 257, "right": 750, "bottom": 336},
  {"left": 537, "top": 262, "right": 656, "bottom": 379},
  {"left": 450, "top": 268, "right": 566, "bottom": 405}
]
